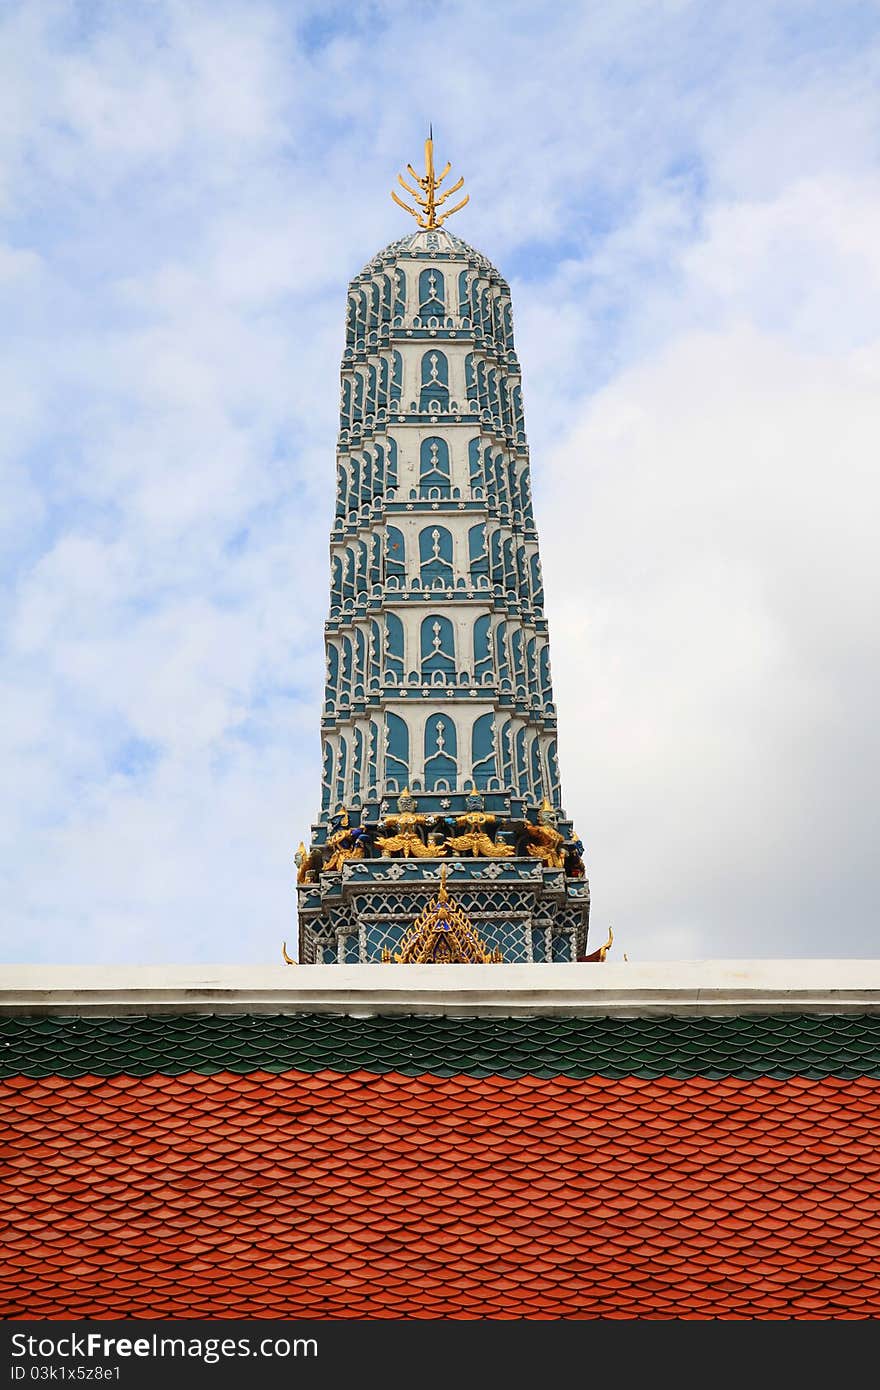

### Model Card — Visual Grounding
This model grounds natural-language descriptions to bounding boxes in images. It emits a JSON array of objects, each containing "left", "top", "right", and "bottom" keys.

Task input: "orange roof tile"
[{"left": 1, "top": 1070, "right": 880, "bottom": 1318}]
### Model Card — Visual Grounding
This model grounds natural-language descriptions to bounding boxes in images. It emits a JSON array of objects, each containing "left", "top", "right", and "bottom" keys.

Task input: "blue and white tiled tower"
[{"left": 296, "top": 138, "right": 591, "bottom": 965}]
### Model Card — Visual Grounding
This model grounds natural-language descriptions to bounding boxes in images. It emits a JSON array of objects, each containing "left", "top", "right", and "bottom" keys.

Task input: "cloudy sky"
[{"left": 1, "top": 0, "right": 878, "bottom": 964}]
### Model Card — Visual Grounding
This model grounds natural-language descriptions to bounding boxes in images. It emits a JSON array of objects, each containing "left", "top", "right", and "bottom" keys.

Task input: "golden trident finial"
[{"left": 391, "top": 126, "right": 469, "bottom": 230}]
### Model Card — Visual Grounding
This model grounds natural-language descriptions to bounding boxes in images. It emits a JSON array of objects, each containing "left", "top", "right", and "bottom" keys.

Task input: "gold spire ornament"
[
  {"left": 382, "top": 865, "right": 502, "bottom": 964},
  {"left": 391, "top": 128, "right": 469, "bottom": 230}
]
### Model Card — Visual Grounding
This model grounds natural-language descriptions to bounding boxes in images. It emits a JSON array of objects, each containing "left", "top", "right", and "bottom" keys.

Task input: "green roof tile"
[{"left": 2, "top": 1013, "right": 880, "bottom": 1079}]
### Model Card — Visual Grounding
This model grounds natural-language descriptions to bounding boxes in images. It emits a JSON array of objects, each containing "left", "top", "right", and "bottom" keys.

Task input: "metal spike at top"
[{"left": 391, "top": 131, "right": 469, "bottom": 230}]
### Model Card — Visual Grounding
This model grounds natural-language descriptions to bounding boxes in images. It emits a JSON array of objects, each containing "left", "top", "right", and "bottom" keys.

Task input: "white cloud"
[{"left": 542, "top": 180, "right": 880, "bottom": 957}]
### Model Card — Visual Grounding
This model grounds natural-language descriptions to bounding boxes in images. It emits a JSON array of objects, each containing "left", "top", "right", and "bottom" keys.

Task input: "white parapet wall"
[{"left": 1, "top": 961, "right": 880, "bottom": 1017}]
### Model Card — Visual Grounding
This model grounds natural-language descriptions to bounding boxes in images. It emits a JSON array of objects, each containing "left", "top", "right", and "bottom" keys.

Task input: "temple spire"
[{"left": 391, "top": 131, "right": 469, "bottom": 230}]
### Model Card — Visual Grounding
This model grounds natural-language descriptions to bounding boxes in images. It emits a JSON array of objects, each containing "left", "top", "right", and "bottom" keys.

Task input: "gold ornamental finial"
[{"left": 391, "top": 128, "right": 469, "bottom": 230}]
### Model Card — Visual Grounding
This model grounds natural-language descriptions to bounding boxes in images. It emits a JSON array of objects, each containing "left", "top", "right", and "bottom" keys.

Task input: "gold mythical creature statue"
[
  {"left": 323, "top": 807, "right": 367, "bottom": 872},
  {"left": 294, "top": 840, "right": 321, "bottom": 884},
  {"left": 375, "top": 789, "right": 445, "bottom": 859},
  {"left": 445, "top": 791, "right": 513, "bottom": 859},
  {"left": 520, "top": 797, "right": 566, "bottom": 869}
]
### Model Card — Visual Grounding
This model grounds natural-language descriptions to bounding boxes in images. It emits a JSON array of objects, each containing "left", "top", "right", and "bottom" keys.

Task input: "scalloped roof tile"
[
  {"left": 3, "top": 1013, "right": 880, "bottom": 1318},
  {"left": 5, "top": 1013, "right": 880, "bottom": 1078},
  {"left": 2, "top": 1059, "right": 880, "bottom": 1319}
]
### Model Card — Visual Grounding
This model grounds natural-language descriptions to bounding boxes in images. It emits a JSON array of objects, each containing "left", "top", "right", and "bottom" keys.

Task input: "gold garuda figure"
[
  {"left": 323, "top": 807, "right": 367, "bottom": 872},
  {"left": 375, "top": 789, "right": 444, "bottom": 859},
  {"left": 520, "top": 798, "right": 566, "bottom": 869},
  {"left": 293, "top": 839, "right": 314, "bottom": 884},
  {"left": 445, "top": 790, "right": 513, "bottom": 859}
]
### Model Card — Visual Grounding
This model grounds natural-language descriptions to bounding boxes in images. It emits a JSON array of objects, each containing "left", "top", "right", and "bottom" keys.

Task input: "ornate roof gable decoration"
[{"left": 383, "top": 865, "right": 503, "bottom": 964}]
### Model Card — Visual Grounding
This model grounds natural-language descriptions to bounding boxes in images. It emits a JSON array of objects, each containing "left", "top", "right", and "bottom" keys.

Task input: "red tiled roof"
[{"left": 3, "top": 1068, "right": 880, "bottom": 1319}]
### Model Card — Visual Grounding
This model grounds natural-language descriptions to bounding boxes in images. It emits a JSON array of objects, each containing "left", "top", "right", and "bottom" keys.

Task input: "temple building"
[
  {"left": 3, "top": 142, "right": 880, "bottom": 1324},
  {"left": 296, "top": 136, "right": 592, "bottom": 967}
]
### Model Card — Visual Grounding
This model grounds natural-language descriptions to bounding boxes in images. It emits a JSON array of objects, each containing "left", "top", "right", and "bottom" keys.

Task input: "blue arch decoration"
[
  {"left": 335, "top": 462, "right": 347, "bottom": 517},
  {"left": 424, "top": 713, "right": 457, "bottom": 791},
  {"left": 368, "top": 532, "right": 381, "bottom": 589},
  {"left": 353, "top": 539, "right": 368, "bottom": 595},
  {"left": 495, "top": 621, "right": 510, "bottom": 686},
  {"left": 502, "top": 298, "right": 514, "bottom": 348},
  {"left": 385, "top": 712, "right": 409, "bottom": 790},
  {"left": 518, "top": 470, "right": 532, "bottom": 520},
  {"left": 526, "top": 635, "right": 538, "bottom": 701},
  {"left": 420, "top": 350, "right": 449, "bottom": 409},
  {"left": 547, "top": 738, "right": 561, "bottom": 805},
  {"left": 489, "top": 529, "right": 503, "bottom": 588},
  {"left": 473, "top": 615, "right": 493, "bottom": 683},
  {"left": 419, "top": 437, "right": 451, "bottom": 497},
  {"left": 464, "top": 352, "right": 476, "bottom": 400},
  {"left": 386, "top": 435, "right": 398, "bottom": 488},
  {"left": 393, "top": 270, "right": 405, "bottom": 318},
  {"left": 378, "top": 273, "right": 393, "bottom": 323},
  {"left": 367, "top": 719, "right": 379, "bottom": 792},
  {"left": 338, "top": 548, "right": 353, "bottom": 604},
  {"left": 539, "top": 645, "right": 552, "bottom": 704},
  {"left": 353, "top": 728, "right": 363, "bottom": 796},
  {"left": 326, "top": 641, "right": 340, "bottom": 702},
  {"left": 385, "top": 526, "right": 405, "bottom": 585},
  {"left": 468, "top": 437, "right": 483, "bottom": 493},
  {"left": 340, "top": 377, "right": 353, "bottom": 430},
  {"left": 530, "top": 553, "right": 544, "bottom": 607},
  {"left": 340, "top": 635, "right": 353, "bottom": 699},
  {"left": 380, "top": 437, "right": 394, "bottom": 490},
  {"left": 514, "top": 728, "right": 528, "bottom": 793},
  {"left": 384, "top": 613, "right": 404, "bottom": 681},
  {"left": 499, "top": 719, "right": 513, "bottom": 787},
  {"left": 369, "top": 620, "right": 382, "bottom": 689},
  {"left": 321, "top": 740, "right": 333, "bottom": 813},
  {"left": 530, "top": 735, "right": 543, "bottom": 799},
  {"left": 468, "top": 523, "right": 488, "bottom": 581},
  {"left": 421, "top": 614, "right": 456, "bottom": 677},
  {"left": 334, "top": 735, "right": 347, "bottom": 808},
  {"left": 502, "top": 537, "right": 516, "bottom": 592},
  {"left": 354, "top": 628, "right": 367, "bottom": 696},
  {"left": 352, "top": 372, "right": 364, "bottom": 423},
  {"left": 471, "top": 713, "right": 497, "bottom": 790},
  {"left": 510, "top": 627, "right": 525, "bottom": 695},
  {"left": 418, "top": 268, "right": 445, "bottom": 318},
  {"left": 419, "top": 525, "right": 454, "bottom": 586},
  {"left": 458, "top": 270, "right": 471, "bottom": 319}
]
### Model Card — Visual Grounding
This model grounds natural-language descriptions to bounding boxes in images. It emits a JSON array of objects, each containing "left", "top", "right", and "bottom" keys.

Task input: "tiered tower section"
[{"left": 297, "top": 144, "right": 590, "bottom": 965}]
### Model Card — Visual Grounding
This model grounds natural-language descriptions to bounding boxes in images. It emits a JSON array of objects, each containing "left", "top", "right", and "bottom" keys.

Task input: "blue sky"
[{"left": 2, "top": 0, "right": 879, "bottom": 962}]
